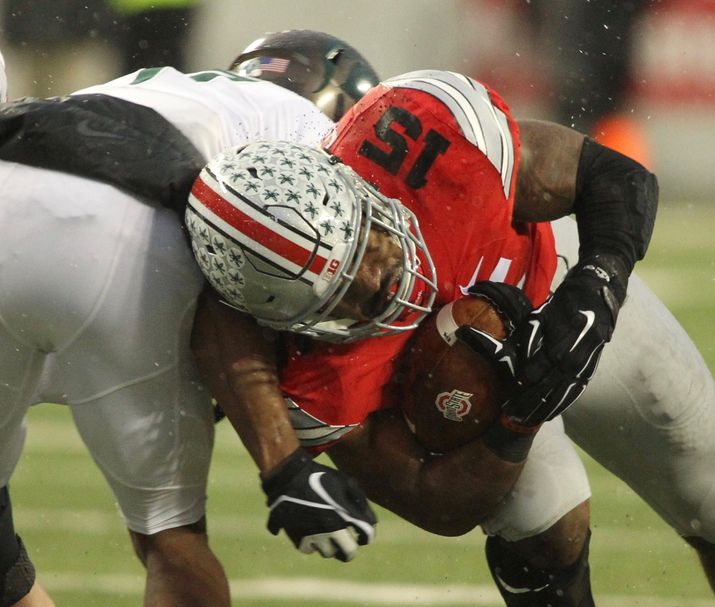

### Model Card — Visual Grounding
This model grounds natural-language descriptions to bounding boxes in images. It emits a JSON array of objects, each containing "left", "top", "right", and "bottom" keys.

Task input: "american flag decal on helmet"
[{"left": 258, "top": 56, "right": 290, "bottom": 73}]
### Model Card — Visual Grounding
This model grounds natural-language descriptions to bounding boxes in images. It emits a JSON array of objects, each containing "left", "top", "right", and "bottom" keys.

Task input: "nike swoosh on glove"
[
  {"left": 261, "top": 449, "right": 377, "bottom": 562},
  {"left": 508, "top": 256, "right": 627, "bottom": 425}
]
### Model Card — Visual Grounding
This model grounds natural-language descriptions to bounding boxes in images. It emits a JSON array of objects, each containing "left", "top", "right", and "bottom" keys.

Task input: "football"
[{"left": 399, "top": 296, "right": 512, "bottom": 453}]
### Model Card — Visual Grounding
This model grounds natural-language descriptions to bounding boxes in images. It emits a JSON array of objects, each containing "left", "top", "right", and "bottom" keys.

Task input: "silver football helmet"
[{"left": 186, "top": 141, "right": 437, "bottom": 342}]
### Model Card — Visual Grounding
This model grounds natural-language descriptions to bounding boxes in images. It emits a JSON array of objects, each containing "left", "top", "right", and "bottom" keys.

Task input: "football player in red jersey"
[
  {"left": 188, "top": 74, "right": 599, "bottom": 604},
  {"left": 189, "top": 67, "right": 715, "bottom": 604}
]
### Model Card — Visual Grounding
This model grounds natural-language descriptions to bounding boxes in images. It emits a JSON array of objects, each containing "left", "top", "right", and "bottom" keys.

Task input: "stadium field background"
[{"left": 11, "top": 201, "right": 714, "bottom": 606}]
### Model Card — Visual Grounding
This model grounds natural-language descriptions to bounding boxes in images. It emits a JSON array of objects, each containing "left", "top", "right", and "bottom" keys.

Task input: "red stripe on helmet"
[{"left": 191, "top": 176, "right": 328, "bottom": 277}]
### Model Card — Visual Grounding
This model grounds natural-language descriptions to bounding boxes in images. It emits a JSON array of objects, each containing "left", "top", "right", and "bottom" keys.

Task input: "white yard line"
[
  {"left": 13, "top": 507, "right": 687, "bottom": 549},
  {"left": 41, "top": 572, "right": 713, "bottom": 606}
]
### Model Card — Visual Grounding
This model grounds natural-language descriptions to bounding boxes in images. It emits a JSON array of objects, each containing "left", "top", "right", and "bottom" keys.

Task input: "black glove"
[
  {"left": 454, "top": 282, "right": 540, "bottom": 462},
  {"left": 507, "top": 255, "right": 628, "bottom": 426},
  {"left": 455, "top": 281, "right": 533, "bottom": 382},
  {"left": 261, "top": 449, "right": 377, "bottom": 562}
]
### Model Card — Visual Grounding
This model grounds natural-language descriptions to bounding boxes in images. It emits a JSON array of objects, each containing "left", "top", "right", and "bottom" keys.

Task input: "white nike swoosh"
[
  {"left": 308, "top": 472, "right": 330, "bottom": 495},
  {"left": 309, "top": 472, "right": 376, "bottom": 544},
  {"left": 570, "top": 310, "right": 595, "bottom": 352},
  {"left": 495, "top": 572, "right": 549, "bottom": 594},
  {"left": 477, "top": 332, "right": 503, "bottom": 355},
  {"left": 499, "top": 355, "right": 515, "bottom": 376},
  {"left": 525, "top": 319, "right": 541, "bottom": 357}
]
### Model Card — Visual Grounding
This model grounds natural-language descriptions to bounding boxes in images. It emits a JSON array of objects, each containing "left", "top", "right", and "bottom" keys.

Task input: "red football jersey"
[{"left": 279, "top": 71, "right": 556, "bottom": 453}]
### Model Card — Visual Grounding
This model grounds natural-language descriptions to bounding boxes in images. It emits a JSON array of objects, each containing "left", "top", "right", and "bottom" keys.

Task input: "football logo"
[{"left": 435, "top": 389, "right": 473, "bottom": 422}]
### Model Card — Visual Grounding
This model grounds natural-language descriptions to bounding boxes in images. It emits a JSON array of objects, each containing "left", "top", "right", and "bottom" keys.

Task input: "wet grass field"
[{"left": 11, "top": 201, "right": 714, "bottom": 606}]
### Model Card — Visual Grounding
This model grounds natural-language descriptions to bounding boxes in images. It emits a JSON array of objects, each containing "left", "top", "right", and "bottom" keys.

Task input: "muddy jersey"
[{"left": 280, "top": 71, "right": 557, "bottom": 452}]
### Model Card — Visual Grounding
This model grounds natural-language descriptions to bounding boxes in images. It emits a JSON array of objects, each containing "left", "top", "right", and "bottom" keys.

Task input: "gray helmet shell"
[{"left": 231, "top": 30, "right": 379, "bottom": 121}]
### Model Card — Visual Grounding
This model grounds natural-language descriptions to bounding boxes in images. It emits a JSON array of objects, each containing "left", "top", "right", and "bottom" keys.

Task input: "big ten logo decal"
[
  {"left": 325, "top": 258, "right": 341, "bottom": 277},
  {"left": 358, "top": 106, "right": 451, "bottom": 189}
]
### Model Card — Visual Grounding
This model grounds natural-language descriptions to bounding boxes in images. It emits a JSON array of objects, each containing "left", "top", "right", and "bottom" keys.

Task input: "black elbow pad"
[{"left": 574, "top": 137, "right": 659, "bottom": 272}]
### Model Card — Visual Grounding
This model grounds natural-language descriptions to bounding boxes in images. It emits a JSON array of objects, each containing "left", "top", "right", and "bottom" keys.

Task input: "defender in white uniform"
[
  {"left": 0, "top": 66, "right": 332, "bottom": 606},
  {"left": 554, "top": 215, "right": 715, "bottom": 548}
]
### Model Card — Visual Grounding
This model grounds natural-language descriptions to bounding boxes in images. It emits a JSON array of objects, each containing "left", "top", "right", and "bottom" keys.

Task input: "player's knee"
[
  {"left": 495, "top": 500, "right": 591, "bottom": 572},
  {"left": 535, "top": 500, "right": 591, "bottom": 570},
  {"left": 129, "top": 518, "right": 208, "bottom": 570},
  {"left": 486, "top": 526, "right": 594, "bottom": 606},
  {"left": 0, "top": 487, "right": 36, "bottom": 607}
]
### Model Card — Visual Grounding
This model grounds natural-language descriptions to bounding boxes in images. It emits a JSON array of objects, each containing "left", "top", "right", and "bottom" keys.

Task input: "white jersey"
[
  {"left": 74, "top": 67, "right": 333, "bottom": 160},
  {"left": 0, "top": 69, "right": 333, "bottom": 535}
]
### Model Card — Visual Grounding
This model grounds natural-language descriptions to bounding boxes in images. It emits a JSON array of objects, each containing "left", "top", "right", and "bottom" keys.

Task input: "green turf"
[{"left": 9, "top": 202, "right": 714, "bottom": 605}]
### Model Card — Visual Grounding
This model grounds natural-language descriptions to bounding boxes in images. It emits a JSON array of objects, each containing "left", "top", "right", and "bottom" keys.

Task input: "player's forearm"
[
  {"left": 191, "top": 288, "right": 300, "bottom": 474},
  {"left": 329, "top": 410, "right": 523, "bottom": 536},
  {"left": 572, "top": 136, "right": 658, "bottom": 275},
  {"left": 218, "top": 356, "right": 301, "bottom": 474},
  {"left": 406, "top": 440, "right": 525, "bottom": 535}
]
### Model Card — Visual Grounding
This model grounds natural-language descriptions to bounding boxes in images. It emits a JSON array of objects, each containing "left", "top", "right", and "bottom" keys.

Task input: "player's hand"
[
  {"left": 506, "top": 257, "right": 627, "bottom": 426},
  {"left": 455, "top": 281, "right": 533, "bottom": 381},
  {"left": 261, "top": 449, "right": 377, "bottom": 562}
]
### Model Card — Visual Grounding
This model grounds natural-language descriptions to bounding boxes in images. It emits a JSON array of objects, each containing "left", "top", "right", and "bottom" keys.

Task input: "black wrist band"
[
  {"left": 482, "top": 418, "right": 538, "bottom": 463},
  {"left": 573, "top": 253, "right": 629, "bottom": 304},
  {"left": 260, "top": 448, "right": 311, "bottom": 495}
]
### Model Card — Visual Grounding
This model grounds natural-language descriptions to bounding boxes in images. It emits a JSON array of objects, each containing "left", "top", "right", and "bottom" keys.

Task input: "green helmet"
[{"left": 230, "top": 30, "right": 379, "bottom": 121}]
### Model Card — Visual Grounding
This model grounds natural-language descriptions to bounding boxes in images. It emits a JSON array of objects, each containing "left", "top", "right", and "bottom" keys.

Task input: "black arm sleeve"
[
  {"left": 0, "top": 94, "right": 206, "bottom": 215},
  {"left": 574, "top": 137, "right": 659, "bottom": 274}
]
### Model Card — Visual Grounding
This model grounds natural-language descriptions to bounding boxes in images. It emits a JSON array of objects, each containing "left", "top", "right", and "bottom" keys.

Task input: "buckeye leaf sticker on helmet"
[{"left": 186, "top": 141, "right": 361, "bottom": 323}]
